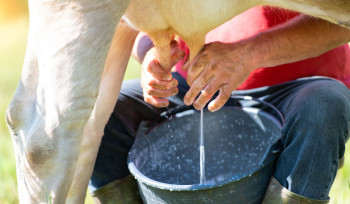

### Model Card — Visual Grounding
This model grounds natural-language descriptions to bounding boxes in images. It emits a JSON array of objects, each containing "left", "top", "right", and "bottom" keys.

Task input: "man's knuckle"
[
  {"left": 201, "top": 91, "right": 211, "bottom": 100},
  {"left": 148, "top": 60, "right": 158, "bottom": 71},
  {"left": 162, "top": 83, "right": 170, "bottom": 90},
  {"left": 145, "top": 64, "right": 152, "bottom": 73},
  {"left": 209, "top": 63, "right": 219, "bottom": 72},
  {"left": 144, "top": 96, "right": 151, "bottom": 104},
  {"left": 144, "top": 86, "right": 152, "bottom": 95},
  {"left": 157, "top": 84, "right": 164, "bottom": 90},
  {"left": 222, "top": 90, "right": 230, "bottom": 99},
  {"left": 148, "top": 79, "right": 157, "bottom": 86},
  {"left": 193, "top": 103, "right": 201, "bottom": 110}
]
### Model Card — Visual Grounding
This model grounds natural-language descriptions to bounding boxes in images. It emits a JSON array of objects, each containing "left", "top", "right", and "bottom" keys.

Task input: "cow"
[{"left": 5, "top": 0, "right": 350, "bottom": 203}]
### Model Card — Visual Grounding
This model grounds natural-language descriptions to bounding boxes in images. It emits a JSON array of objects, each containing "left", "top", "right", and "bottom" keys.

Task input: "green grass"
[{"left": 0, "top": 16, "right": 349, "bottom": 204}]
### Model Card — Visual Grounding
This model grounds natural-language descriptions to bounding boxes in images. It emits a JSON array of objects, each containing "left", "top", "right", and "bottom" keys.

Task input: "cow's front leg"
[{"left": 6, "top": 0, "right": 130, "bottom": 203}]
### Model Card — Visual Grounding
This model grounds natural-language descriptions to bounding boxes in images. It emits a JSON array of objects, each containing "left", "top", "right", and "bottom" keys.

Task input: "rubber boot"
[
  {"left": 262, "top": 177, "right": 329, "bottom": 204},
  {"left": 91, "top": 175, "right": 143, "bottom": 204}
]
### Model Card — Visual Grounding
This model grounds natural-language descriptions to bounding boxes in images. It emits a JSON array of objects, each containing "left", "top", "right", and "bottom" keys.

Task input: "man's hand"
[
  {"left": 183, "top": 14, "right": 350, "bottom": 112},
  {"left": 183, "top": 41, "right": 256, "bottom": 112},
  {"left": 141, "top": 40, "right": 185, "bottom": 107}
]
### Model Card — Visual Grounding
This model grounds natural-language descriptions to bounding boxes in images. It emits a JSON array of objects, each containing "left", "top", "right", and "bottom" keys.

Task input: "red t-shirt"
[{"left": 175, "top": 6, "right": 350, "bottom": 89}]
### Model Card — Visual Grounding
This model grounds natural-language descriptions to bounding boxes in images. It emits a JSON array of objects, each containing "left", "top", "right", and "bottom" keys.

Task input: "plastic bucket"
[{"left": 128, "top": 96, "right": 284, "bottom": 203}]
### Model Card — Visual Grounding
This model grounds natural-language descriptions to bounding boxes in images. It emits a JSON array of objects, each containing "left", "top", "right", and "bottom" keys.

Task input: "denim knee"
[
  {"left": 282, "top": 79, "right": 350, "bottom": 151},
  {"left": 275, "top": 79, "right": 350, "bottom": 200}
]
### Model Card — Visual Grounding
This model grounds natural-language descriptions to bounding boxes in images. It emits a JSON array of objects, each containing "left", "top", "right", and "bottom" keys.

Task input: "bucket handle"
[
  {"left": 146, "top": 95, "right": 285, "bottom": 135},
  {"left": 230, "top": 95, "right": 285, "bottom": 126}
]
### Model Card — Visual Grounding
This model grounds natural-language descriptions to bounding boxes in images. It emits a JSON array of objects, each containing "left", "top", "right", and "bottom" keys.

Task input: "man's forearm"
[{"left": 249, "top": 14, "right": 350, "bottom": 69}]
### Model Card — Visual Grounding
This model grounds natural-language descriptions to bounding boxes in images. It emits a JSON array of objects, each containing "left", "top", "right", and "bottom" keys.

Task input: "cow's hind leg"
[
  {"left": 67, "top": 20, "right": 138, "bottom": 204},
  {"left": 6, "top": 0, "right": 130, "bottom": 203}
]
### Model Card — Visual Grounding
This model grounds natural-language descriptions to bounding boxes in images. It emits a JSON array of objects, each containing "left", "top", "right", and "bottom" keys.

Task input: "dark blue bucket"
[{"left": 128, "top": 97, "right": 283, "bottom": 203}]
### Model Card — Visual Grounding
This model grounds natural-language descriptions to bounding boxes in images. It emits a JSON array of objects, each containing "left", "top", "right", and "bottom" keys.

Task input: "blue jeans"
[{"left": 89, "top": 74, "right": 350, "bottom": 201}]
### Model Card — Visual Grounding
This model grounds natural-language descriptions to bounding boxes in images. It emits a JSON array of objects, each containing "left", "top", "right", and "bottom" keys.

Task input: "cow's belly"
[{"left": 123, "top": 0, "right": 254, "bottom": 43}]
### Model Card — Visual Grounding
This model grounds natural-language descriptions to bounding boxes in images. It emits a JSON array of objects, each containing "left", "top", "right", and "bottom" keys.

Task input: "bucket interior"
[{"left": 128, "top": 106, "right": 281, "bottom": 187}]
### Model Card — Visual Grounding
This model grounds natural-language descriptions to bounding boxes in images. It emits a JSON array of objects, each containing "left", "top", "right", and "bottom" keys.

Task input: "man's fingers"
[
  {"left": 169, "top": 40, "right": 185, "bottom": 68},
  {"left": 170, "top": 49, "right": 185, "bottom": 67},
  {"left": 148, "top": 78, "right": 178, "bottom": 91},
  {"left": 147, "top": 46, "right": 184, "bottom": 80},
  {"left": 144, "top": 85, "right": 178, "bottom": 98},
  {"left": 143, "top": 47, "right": 172, "bottom": 80},
  {"left": 183, "top": 73, "right": 213, "bottom": 106},
  {"left": 143, "top": 40, "right": 184, "bottom": 81},
  {"left": 193, "top": 80, "right": 220, "bottom": 110},
  {"left": 144, "top": 93, "right": 170, "bottom": 108},
  {"left": 170, "top": 39, "right": 178, "bottom": 49},
  {"left": 208, "top": 85, "right": 231, "bottom": 112},
  {"left": 146, "top": 59, "right": 172, "bottom": 80}
]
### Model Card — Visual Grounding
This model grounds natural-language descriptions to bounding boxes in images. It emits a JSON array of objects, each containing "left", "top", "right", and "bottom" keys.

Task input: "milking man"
[{"left": 90, "top": 6, "right": 350, "bottom": 204}]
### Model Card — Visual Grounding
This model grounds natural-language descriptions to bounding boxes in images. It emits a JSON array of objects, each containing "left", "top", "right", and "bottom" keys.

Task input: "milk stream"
[{"left": 200, "top": 108, "right": 206, "bottom": 184}]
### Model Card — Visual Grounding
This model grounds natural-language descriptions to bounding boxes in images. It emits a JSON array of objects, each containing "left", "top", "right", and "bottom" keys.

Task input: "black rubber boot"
[
  {"left": 91, "top": 175, "right": 143, "bottom": 204},
  {"left": 262, "top": 177, "right": 329, "bottom": 204}
]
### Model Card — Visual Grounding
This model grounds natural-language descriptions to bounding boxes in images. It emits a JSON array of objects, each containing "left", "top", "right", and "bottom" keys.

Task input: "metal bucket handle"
[
  {"left": 145, "top": 95, "right": 285, "bottom": 135},
  {"left": 230, "top": 95, "right": 285, "bottom": 126}
]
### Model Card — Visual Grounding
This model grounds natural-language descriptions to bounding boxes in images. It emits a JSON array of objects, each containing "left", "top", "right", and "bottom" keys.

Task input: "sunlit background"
[{"left": 0, "top": 1, "right": 349, "bottom": 203}]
